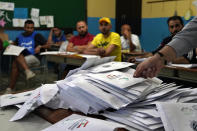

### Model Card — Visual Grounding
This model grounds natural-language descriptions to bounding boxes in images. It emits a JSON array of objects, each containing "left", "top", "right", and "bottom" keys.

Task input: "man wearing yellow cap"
[{"left": 84, "top": 17, "right": 121, "bottom": 61}]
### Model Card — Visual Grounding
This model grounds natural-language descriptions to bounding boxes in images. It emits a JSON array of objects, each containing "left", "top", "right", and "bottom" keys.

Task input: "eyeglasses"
[{"left": 169, "top": 24, "right": 181, "bottom": 29}]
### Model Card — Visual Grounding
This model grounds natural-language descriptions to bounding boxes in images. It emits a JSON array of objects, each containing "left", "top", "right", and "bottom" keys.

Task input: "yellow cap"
[{"left": 99, "top": 17, "right": 111, "bottom": 24}]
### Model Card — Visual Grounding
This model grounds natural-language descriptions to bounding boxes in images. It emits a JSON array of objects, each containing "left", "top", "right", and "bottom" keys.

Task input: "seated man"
[
  {"left": 152, "top": 16, "right": 184, "bottom": 54},
  {"left": 84, "top": 17, "right": 121, "bottom": 61},
  {"left": 66, "top": 21, "right": 94, "bottom": 53},
  {"left": 5, "top": 20, "right": 49, "bottom": 93},
  {"left": 173, "top": 48, "right": 197, "bottom": 64},
  {"left": 59, "top": 29, "right": 73, "bottom": 52},
  {"left": 129, "top": 16, "right": 196, "bottom": 64},
  {"left": 47, "top": 27, "right": 66, "bottom": 46},
  {"left": 121, "top": 24, "right": 141, "bottom": 52},
  {"left": 61, "top": 21, "right": 94, "bottom": 78}
]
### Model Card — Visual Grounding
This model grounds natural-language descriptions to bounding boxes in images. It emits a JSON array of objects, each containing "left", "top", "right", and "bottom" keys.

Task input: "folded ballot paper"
[
  {"left": 10, "top": 84, "right": 58, "bottom": 121},
  {"left": 9, "top": 57, "right": 197, "bottom": 131},
  {"left": 157, "top": 102, "right": 197, "bottom": 131},
  {"left": 42, "top": 114, "right": 127, "bottom": 131},
  {"left": 0, "top": 90, "right": 33, "bottom": 107},
  {"left": 88, "top": 61, "right": 135, "bottom": 73}
]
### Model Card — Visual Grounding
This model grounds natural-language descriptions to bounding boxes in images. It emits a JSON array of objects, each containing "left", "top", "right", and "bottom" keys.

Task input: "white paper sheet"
[
  {"left": 40, "top": 16, "right": 47, "bottom": 25},
  {"left": 0, "top": 90, "right": 33, "bottom": 107},
  {"left": 3, "top": 45, "right": 25, "bottom": 56},
  {"left": 46, "top": 16, "right": 54, "bottom": 27},
  {"left": 12, "top": 18, "right": 27, "bottom": 27},
  {"left": 0, "top": 2, "right": 14, "bottom": 11},
  {"left": 31, "top": 8, "right": 39, "bottom": 17},
  {"left": 42, "top": 114, "right": 126, "bottom": 131},
  {"left": 87, "top": 70, "right": 144, "bottom": 89},
  {"left": 157, "top": 102, "right": 197, "bottom": 131},
  {"left": 10, "top": 84, "right": 59, "bottom": 121},
  {"left": 31, "top": 17, "right": 40, "bottom": 27},
  {"left": 168, "top": 64, "right": 197, "bottom": 68},
  {"left": 89, "top": 61, "right": 134, "bottom": 73}
]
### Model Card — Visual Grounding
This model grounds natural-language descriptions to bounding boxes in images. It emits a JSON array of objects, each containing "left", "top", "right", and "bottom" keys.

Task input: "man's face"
[
  {"left": 168, "top": 20, "right": 183, "bottom": 36},
  {"left": 24, "top": 24, "right": 34, "bottom": 35},
  {"left": 76, "top": 22, "right": 88, "bottom": 36},
  {"left": 53, "top": 28, "right": 61, "bottom": 37},
  {"left": 65, "top": 33, "right": 73, "bottom": 41},
  {"left": 99, "top": 21, "right": 111, "bottom": 35},
  {"left": 121, "top": 25, "right": 131, "bottom": 37}
]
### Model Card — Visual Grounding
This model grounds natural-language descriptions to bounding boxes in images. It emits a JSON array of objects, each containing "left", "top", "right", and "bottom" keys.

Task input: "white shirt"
[
  {"left": 120, "top": 34, "right": 141, "bottom": 52},
  {"left": 59, "top": 40, "right": 69, "bottom": 52}
]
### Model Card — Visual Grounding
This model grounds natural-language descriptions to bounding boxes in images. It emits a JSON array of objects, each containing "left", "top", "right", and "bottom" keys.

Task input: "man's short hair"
[
  {"left": 64, "top": 28, "right": 73, "bottom": 35},
  {"left": 76, "top": 20, "right": 87, "bottom": 26},
  {"left": 167, "top": 16, "right": 184, "bottom": 26},
  {"left": 24, "top": 20, "right": 34, "bottom": 26}
]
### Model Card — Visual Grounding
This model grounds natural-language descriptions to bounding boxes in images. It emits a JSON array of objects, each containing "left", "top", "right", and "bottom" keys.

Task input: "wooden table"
[
  {"left": 158, "top": 66, "right": 197, "bottom": 85},
  {"left": 121, "top": 51, "right": 148, "bottom": 62}
]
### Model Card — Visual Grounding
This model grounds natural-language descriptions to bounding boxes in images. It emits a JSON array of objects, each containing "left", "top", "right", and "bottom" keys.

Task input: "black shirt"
[{"left": 152, "top": 35, "right": 173, "bottom": 54}]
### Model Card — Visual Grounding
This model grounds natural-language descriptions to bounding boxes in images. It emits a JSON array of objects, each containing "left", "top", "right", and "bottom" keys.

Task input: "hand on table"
[{"left": 133, "top": 55, "right": 165, "bottom": 78}]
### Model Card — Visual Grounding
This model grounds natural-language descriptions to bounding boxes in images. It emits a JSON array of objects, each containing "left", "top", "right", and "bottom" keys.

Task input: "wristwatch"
[{"left": 156, "top": 52, "right": 168, "bottom": 65}]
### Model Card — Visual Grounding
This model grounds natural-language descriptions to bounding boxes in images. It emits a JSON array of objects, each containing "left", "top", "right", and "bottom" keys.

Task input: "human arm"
[
  {"left": 134, "top": 45, "right": 176, "bottom": 78},
  {"left": 47, "top": 28, "right": 54, "bottom": 44},
  {"left": 35, "top": 34, "right": 50, "bottom": 54},
  {"left": 172, "top": 57, "right": 190, "bottom": 64},
  {"left": 123, "top": 31, "right": 136, "bottom": 52}
]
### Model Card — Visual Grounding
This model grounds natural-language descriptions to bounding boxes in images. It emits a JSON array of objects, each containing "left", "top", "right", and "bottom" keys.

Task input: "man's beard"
[
  {"left": 79, "top": 31, "right": 87, "bottom": 37},
  {"left": 172, "top": 30, "right": 179, "bottom": 36}
]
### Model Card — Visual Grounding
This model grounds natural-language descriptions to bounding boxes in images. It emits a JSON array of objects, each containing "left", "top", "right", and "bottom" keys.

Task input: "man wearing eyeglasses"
[{"left": 152, "top": 16, "right": 184, "bottom": 54}]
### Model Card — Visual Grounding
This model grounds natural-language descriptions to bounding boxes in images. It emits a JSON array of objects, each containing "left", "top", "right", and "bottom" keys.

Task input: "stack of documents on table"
[
  {"left": 7, "top": 58, "right": 197, "bottom": 131},
  {"left": 102, "top": 84, "right": 197, "bottom": 131},
  {"left": 10, "top": 60, "right": 157, "bottom": 121}
]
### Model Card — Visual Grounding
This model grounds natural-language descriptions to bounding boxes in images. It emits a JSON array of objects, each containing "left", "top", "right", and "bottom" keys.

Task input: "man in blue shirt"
[
  {"left": 5, "top": 20, "right": 49, "bottom": 94},
  {"left": 47, "top": 27, "right": 66, "bottom": 50}
]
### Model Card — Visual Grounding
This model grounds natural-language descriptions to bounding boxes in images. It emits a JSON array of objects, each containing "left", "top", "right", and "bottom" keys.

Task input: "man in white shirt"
[
  {"left": 120, "top": 24, "right": 141, "bottom": 52},
  {"left": 59, "top": 29, "right": 73, "bottom": 52}
]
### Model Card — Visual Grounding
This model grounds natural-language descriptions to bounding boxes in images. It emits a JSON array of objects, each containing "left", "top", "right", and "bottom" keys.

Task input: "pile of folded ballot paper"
[{"left": 1, "top": 56, "right": 197, "bottom": 131}]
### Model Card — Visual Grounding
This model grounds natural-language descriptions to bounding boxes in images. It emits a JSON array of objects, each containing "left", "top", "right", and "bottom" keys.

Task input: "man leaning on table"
[
  {"left": 66, "top": 20, "right": 94, "bottom": 53},
  {"left": 84, "top": 17, "right": 122, "bottom": 61}
]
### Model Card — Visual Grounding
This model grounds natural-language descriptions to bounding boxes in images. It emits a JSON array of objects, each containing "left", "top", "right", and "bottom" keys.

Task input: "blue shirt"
[
  {"left": 18, "top": 32, "right": 37, "bottom": 55},
  {"left": 52, "top": 34, "right": 66, "bottom": 43}
]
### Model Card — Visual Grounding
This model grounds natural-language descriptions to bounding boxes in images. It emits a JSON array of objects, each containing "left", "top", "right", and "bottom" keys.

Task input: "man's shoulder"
[
  {"left": 94, "top": 33, "right": 103, "bottom": 39},
  {"left": 111, "top": 32, "right": 120, "bottom": 37},
  {"left": 131, "top": 34, "right": 139, "bottom": 38},
  {"left": 87, "top": 33, "right": 94, "bottom": 37}
]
